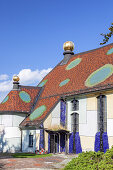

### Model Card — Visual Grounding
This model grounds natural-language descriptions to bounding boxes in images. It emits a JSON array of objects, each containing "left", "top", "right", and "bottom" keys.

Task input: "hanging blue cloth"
[{"left": 60, "top": 100, "right": 66, "bottom": 127}]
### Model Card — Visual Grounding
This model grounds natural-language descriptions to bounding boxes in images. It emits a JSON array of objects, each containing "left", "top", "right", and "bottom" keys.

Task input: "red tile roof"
[
  {"left": 40, "top": 43, "right": 113, "bottom": 98},
  {"left": 0, "top": 86, "right": 41, "bottom": 113},
  {"left": 2, "top": 43, "right": 113, "bottom": 127},
  {"left": 21, "top": 43, "right": 113, "bottom": 127}
]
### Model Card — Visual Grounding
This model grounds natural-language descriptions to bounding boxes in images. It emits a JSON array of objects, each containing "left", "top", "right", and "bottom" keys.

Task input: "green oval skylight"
[
  {"left": 1, "top": 96, "right": 9, "bottom": 104},
  {"left": 106, "top": 48, "right": 113, "bottom": 55},
  {"left": 38, "top": 79, "right": 48, "bottom": 87},
  {"left": 59, "top": 78, "right": 70, "bottom": 87},
  {"left": 85, "top": 64, "right": 113, "bottom": 87},
  {"left": 29, "top": 105, "right": 46, "bottom": 121},
  {"left": 66, "top": 58, "right": 82, "bottom": 70},
  {"left": 19, "top": 91, "right": 31, "bottom": 103}
]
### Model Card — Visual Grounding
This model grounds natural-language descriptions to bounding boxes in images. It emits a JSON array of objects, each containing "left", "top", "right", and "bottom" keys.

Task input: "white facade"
[
  {"left": 22, "top": 129, "right": 36, "bottom": 152},
  {"left": 67, "top": 96, "right": 98, "bottom": 151},
  {"left": 51, "top": 102, "right": 60, "bottom": 126},
  {"left": 1, "top": 93, "right": 113, "bottom": 153},
  {"left": 0, "top": 113, "right": 27, "bottom": 152},
  {"left": 67, "top": 97, "right": 97, "bottom": 134}
]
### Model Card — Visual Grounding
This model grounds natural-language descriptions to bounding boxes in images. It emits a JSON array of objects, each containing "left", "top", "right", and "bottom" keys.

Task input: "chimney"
[
  {"left": 13, "top": 75, "right": 20, "bottom": 90},
  {"left": 60, "top": 41, "right": 74, "bottom": 65}
]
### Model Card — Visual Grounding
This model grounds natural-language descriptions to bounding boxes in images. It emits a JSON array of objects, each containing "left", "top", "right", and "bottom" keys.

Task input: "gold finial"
[
  {"left": 13, "top": 75, "right": 20, "bottom": 82},
  {"left": 63, "top": 41, "right": 74, "bottom": 51}
]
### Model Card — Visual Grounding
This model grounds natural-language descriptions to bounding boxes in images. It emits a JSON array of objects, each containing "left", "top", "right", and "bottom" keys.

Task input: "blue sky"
[{"left": 0, "top": 0, "right": 113, "bottom": 101}]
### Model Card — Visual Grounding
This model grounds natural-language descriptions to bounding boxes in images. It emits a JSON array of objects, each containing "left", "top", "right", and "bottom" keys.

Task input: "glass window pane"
[{"left": 29, "top": 135, "right": 33, "bottom": 147}]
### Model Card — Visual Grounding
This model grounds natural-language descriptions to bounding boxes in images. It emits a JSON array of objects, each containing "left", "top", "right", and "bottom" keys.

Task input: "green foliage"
[
  {"left": 100, "top": 23, "right": 113, "bottom": 45},
  {"left": 12, "top": 153, "right": 52, "bottom": 158},
  {"left": 64, "top": 146, "right": 113, "bottom": 170}
]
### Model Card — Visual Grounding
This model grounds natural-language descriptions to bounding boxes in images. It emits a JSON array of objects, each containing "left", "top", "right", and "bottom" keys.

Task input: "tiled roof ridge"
[
  {"left": 0, "top": 85, "right": 41, "bottom": 104},
  {"left": 58, "top": 43, "right": 113, "bottom": 66},
  {"left": 20, "top": 85, "right": 41, "bottom": 89},
  {"left": 71, "top": 43, "right": 113, "bottom": 57},
  {"left": 40, "top": 94, "right": 61, "bottom": 99},
  {"left": 0, "top": 110, "right": 28, "bottom": 114},
  {"left": 4, "top": 85, "right": 41, "bottom": 96}
]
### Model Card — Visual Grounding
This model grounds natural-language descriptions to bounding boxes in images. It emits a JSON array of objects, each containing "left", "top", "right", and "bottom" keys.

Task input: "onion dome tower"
[
  {"left": 63, "top": 41, "right": 74, "bottom": 51},
  {"left": 60, "top": 41, "right": 74, "bottom": 65},
  {"left": 13, "top": 75, "right": 20, "bottom": 90}
]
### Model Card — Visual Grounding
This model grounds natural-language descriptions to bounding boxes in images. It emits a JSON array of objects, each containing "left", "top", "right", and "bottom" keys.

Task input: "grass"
[
  {"left": 0, "top": 153, "right": 13, "bottom": 157},
  {"left": 12, "top": 153, "right": 53, "bottom": 158}
]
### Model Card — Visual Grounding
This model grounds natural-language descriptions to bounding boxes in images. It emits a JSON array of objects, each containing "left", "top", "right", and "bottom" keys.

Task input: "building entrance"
[
  {"left": 50, "top": 134, "right": 59, "bottom": 153},
  {"left": 46, "top": 129, "right": 69, "bottom": 154}
]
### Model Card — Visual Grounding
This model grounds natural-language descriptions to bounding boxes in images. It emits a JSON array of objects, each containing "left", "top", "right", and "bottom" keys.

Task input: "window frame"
[
  {"left": 71, "top": 112, "right": 79, "bottom": 133},
  {"left": 29, "top": 134, "right": 33, "bottom": 147},
  {"left": 97, "top": 95, "right": 107, "bottom": 133},
  {"left": 71, "top": 99, "right": 79, "bottom": 111}
]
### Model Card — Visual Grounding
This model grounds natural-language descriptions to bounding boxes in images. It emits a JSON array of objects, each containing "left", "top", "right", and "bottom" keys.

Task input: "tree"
[{"left": 100, "top": 23, "right": 113, "bottom": 45}]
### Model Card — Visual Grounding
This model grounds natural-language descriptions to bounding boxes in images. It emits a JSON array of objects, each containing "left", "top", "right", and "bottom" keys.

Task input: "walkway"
[{"left": 0, "top": 154, "right": 77, "bottom": 170}]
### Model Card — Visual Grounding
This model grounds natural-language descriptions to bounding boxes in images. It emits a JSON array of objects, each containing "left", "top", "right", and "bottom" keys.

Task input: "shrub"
[{"left": 64, "top": 146, "right": 113, "bottom": 170}]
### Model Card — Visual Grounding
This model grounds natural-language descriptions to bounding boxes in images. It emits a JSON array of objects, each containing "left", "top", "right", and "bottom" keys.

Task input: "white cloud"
[
  {"left": 0, "top": 74, "right": 9, "bottom": 81},
  {"left": 0, "top": 68, "right": 52, "bottom": 102},
  {"left": 18, "top": 68, "right": 52, "bottom": 85},
  {"left": 0, "top": 91, "right": 9, "bottom": 102},
  {"left": 0, "top": 80, "right": 12, "bottom": 92}
]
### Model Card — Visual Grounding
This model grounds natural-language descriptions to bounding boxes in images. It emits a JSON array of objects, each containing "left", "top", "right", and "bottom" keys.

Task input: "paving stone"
[{"left": 0, "top": 153, "right": 78, "bottom": 169}]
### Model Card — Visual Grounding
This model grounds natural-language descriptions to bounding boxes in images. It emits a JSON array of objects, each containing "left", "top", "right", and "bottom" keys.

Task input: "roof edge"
[
  {"left": 73, "top": 42, "right": 113, "bottom": 57},
  {"left": 20, "top": 96, "right": 60, "bottom": 128}
]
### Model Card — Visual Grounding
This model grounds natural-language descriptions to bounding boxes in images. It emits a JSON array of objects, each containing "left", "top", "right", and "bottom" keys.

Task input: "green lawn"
[{"left": 12, "top": 153, "right": 52, "bottom": 158}]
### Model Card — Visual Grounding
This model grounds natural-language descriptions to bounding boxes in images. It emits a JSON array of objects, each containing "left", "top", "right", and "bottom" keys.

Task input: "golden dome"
[
  {"left": 63, "top": 41, "right": 74, "bottom": 51},
  {"left": 13, "top": 75, "right": 20, "bottom": 82}
]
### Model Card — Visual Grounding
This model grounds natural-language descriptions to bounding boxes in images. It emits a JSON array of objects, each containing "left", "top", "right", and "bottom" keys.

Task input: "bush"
[{"left": 64, "top": 146, "right": 113, "bottom": 170}]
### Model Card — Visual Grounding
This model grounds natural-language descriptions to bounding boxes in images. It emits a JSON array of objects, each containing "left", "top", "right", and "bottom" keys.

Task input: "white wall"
[
  {"left": 67, "top": 96, "right": 98, "bottom": 152},
  {"left": 13, "top": 114, "right": 26, "bottom": 127},
  {"left": 67, "top": 97, "right": 97, "bottom": 136},
  {"left": 22, "top": 129, "right": 36, "bottom": 152},
  {"left": 67, "top": 98, "right": 87, "bottom": 132},
  {"left": 106, "top": 94, "right": 113, "bottom": 148},
  {"left": 107, "top": 119, "right": 113, "bottom": 136},
  {"left": 4, "top": 127, "right": 21, "bottom": 138},
  {"left": 2, "top": 138, "right": 21, "bottom": 153},
  {"left": 51, "top": 102, "right": 60, "bottom": 126},
  {"left": 79, "top": 111, "right": 97, "bottom": 136},
  {"left": 2, "top": 115, "right": 13, "bottom": 126},
  {"left": 0, "top": 113, "right": 27, "bottom": 152},
  {"left": 79, "top": 98, "right": 87, "bottom": 124}
]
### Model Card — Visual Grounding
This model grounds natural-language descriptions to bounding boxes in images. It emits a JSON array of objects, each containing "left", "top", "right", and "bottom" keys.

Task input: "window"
[
  {"left": 29, "top": 134, "right": 33, "bottom": 147},
  {"left": 97, "top": 95, "right": 107, "bottom": 152},
  {"left": 71, "top": 112, "right": 79, "bottom": 132},
  {"left": 97, "top": 95, "right": 107, "bottom": 132},
  {"left": 71, "top": 99, "right": 79, "bottom": 111}
]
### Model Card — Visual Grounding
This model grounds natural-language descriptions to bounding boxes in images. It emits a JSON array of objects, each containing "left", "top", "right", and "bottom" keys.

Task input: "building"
[{"left": 0, "top": 41, "right": 113, "bottom": 153}]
